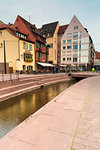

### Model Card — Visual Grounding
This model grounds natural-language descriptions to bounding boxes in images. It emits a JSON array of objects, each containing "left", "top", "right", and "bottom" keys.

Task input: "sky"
[{"left": 0, "top": 0, "right": 100, "bottom": 51}]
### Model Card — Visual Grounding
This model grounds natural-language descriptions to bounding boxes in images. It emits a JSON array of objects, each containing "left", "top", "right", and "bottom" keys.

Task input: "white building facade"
[{"left": 61, "top": 15, "right": 95, "bottom": 71}]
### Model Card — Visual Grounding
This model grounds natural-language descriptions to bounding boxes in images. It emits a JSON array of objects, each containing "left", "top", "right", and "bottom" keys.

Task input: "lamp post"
[{"left": 3, "top": 40, "right": 7, "bottom": 74}]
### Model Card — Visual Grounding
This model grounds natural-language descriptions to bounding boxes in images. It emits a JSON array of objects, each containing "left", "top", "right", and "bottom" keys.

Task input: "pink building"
[
  {"left": 57, "top": 25, "right": 68, "bottom": 67},
  {"left": 61, "top": 15, "right": 95, "bottom": 71}
]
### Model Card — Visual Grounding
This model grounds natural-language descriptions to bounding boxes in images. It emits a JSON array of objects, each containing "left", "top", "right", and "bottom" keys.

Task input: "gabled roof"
[
  {"left": 39, "top": 21, "right": 59, "bottom": 38},
  {"left": 58, "top": 24, "right": 69, "bottom": 35},
  {"left": 14, "top": 15, "right": 46, "bottom": 44},
  {"left": 0, "top": 23, "right": 35, "bottom": 43}
]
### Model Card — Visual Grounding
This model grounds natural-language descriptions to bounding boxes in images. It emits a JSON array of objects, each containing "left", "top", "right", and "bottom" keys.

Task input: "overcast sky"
[{"left": 0, "top": 0, "right": 100, "bottom": 51}]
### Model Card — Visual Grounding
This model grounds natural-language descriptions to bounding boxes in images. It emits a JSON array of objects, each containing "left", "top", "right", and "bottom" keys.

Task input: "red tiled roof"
[
  {"left": 14, "top": 15, "right": 46, "bottom": 44},
  {"left": 95, "top": 51, "right": 100, "bottom": 59},
  {"left": 58, "top": 24, "right": 69, "bottom": 35},
  {"left": 0, "top": 23, "right": 35, "bottom": 43}
]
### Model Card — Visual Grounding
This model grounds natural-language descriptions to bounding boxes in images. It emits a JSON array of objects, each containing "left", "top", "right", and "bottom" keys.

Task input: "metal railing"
[{"left": 0, "top": 70, "right": 19, "bottom": 82}]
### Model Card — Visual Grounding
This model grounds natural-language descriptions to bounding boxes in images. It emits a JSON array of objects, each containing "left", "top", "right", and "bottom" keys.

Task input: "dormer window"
[
  {"left": 16, "top": 32, "right": 21, "bottom": 37},
  {"left": 22, "top": 34, "right": 27, "bottom": 39}
]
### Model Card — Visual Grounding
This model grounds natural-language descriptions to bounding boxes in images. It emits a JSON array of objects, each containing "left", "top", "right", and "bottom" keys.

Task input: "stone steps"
[
  {"left": 0, "top": 73, "right": 68, "bottom": 88},
  {"left": 0, "top": 76, "right": 69, "bottom": 95},
  {"left": 0, "top": 74, "right": 70, "bottom": 101}
]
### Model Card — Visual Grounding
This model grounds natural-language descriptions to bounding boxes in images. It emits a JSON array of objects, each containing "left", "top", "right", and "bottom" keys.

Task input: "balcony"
[
  {"left": 38, "top": 58, "right": 42, "bottom": 62},
  {"left": 24, "top": 53, "right": 33, "bottom": 62},
  {"left": 24, "top": 58, "right": 33, "bottom": 62}
]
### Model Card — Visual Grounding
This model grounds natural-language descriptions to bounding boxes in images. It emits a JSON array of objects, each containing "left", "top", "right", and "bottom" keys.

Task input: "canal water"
[{"left": 0, "top": 80, "right": 76, "bottom": 138}]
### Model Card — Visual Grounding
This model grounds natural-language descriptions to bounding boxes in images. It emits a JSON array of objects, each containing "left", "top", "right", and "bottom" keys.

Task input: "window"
[
  {"left": 73, "top": 45, "right": 78, "bottom": 50},
  {"left": 73, "top": 32, "right": 78, "bottom": 38},
  {"left": 49, "top": 43, "right": 53, "bottom": 48},
  {"left": 16, "top": 32, "right": 21, "bottom": 37},
  {"left": 67, "top": 33, "right": 72, "bottom": 37},
  {"left": 63, "top": 58, "right": 65, "bottom": 61},
  {"left": 67, "top": 39, "right": 71, "bottom": 43},
  {"left": 67, "top": 45, "right": 71, "bottom": 49},
  {"left": 67, "top": 58, "right": 71, "bottom": 61},
  {"left": 73, "top": 39, "right": 78, "bottom": 44},
  {"left": 73, "top": 57, "right": 77, "bottom": 62},
  {"left": 79, "top": 45, "right": 81, "bottom": 49},
  {"left": 73, "top": 53, "right": 78, "bottom": 57},
  {"left": 74, "top": 26, "right": 78, "bottom": 30},
  {"left": 79, "top": 32, "right": 82, "bottom": 37},
  {"left": 29, "top": 44, "right": 32, "bottom": 50},
  {"left": 22, "top": 35, "right": 26, "bottom": 39},
  {"left": 67, "top": 51, "right": 71, "bottom": 53},
  {"left": 63, "top": 40, "right": 66, "bottom": 44},
  {"left": 63, "top": 46, "right": 66, "bottom": 49},
  {"left": 23, "top": 42, "right": 26, "bottom": 49}
]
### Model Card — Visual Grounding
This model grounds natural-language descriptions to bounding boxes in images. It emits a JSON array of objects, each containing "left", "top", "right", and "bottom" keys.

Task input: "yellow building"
[
  {"left": 0, "top": 24, "right": 35, "bottom": 73},
  {"left": 39, "top": 21, "right": 59, "bottom": 65}
]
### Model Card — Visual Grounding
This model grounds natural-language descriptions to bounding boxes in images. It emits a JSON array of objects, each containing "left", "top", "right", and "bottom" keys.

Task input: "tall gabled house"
[
  {"left": 39, "top": 21, "right": 59, "bottom": 65},
  {"left": 57, "top": 24, "right": 69, "bottom": 67},
  {"left": 61, "top": 15, "right": 95, "bottom": 71},
  {"left": 0, "top": 23, "right": 35, "bottom": 73},
  {"left": 14, "top": 15, "right": 49, "bottom": 72}
]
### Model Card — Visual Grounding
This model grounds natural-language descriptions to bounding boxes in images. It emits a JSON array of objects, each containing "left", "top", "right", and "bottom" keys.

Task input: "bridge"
[{"left": 71, "top": 71, "right": 100, "bottom": 79}]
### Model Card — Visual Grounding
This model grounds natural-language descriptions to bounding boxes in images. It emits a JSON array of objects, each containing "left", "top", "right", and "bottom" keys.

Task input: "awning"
[
  {"left": 37, "top": 62, "right": 54, "bottom": 67},
  {"left": 60, "top": 65, "right": 66, "bottom": 67}
]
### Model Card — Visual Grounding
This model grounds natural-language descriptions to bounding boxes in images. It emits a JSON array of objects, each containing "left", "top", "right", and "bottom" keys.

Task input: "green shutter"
[
  {"left": 26, "top": 43, "right": 28, "bottom": 49},
  {"left": 40, "top": 53, "right": 42, "bottom": 59},
  {"left": 29, "top": 44, "right": 32, "bottom": 50},
  {"left": 38, "top": 43, "right": 39, "bottom": 48},
  {"left": 37, "top": 65, "right": 38, "bottom": 70}
]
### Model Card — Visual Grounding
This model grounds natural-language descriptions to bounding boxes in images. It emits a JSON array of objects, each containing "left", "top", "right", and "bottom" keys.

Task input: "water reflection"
[{"left": 0, "top": 80, "right": 76, "bottom": 138}]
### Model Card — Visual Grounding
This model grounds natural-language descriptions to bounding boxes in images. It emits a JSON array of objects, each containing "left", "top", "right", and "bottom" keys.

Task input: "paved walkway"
[{"left": 0, "top": 76, "right": 100, "bottom": 150}]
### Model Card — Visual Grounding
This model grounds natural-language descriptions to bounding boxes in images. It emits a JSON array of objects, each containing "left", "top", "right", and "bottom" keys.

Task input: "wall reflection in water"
[{"left": 0, "top": 80, "right": 76, "bottom": 138}]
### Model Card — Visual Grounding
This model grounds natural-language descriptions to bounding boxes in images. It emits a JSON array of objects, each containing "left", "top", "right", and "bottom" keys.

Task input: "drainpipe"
[
  {"left": 18, "top": 39, "right": 20, "bottom": 60},
  {"left": 4, "top": 40, "right": 7, "bottom": 74}
]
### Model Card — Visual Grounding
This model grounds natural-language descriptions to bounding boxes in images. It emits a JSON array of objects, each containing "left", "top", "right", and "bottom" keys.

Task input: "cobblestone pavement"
[{"left": 72, "top": 76, "right": 100, "bottom": 150}]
